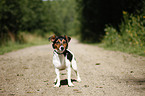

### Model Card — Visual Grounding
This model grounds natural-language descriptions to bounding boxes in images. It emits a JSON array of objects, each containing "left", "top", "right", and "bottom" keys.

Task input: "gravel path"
[{"left": 0, "top": 39, "right": 145, "bottom": 96}]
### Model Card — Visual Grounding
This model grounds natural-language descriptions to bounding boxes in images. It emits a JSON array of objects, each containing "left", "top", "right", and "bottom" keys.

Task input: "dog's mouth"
[{"left": 55, "top": 46, "right": 65, "bottom": 54}]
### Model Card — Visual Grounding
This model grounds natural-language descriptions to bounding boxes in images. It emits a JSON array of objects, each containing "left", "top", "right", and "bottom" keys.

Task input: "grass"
[
  {"left": 0, "top": 32, "right": 51, "bottom": 55},
  {"left": 98, "top": 43, "right": 145, "bottom": 56}
]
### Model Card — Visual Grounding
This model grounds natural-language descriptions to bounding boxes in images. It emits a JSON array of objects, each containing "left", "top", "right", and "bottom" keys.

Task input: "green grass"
[
  {"left": 0, "top": 32, "right": 50, "bottom": 55},
  {"left": 0, "top": 39, "right": 48, "bottom": 55},
  {"left": 98, "top": 43, "right": 145, "bottom": 56}
]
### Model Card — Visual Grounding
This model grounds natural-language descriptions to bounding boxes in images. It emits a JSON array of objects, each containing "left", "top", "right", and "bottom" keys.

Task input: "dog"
[{"left": 49, "top": 35, "right": 81, "bottom": 87}]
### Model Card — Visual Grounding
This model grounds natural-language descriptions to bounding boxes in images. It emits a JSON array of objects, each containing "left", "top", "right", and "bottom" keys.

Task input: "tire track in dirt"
[{"left": 0, "top": 39, "right": 145, "bottom": 96}]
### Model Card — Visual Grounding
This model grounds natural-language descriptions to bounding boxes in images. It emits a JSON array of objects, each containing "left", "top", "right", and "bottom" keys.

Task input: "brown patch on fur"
[
  {"left": 62, "top": 39, "right": 67, "bottom": 49},
  {"left": 54, "top": 39, "right": 61, "bottom": 50},
  {"left": 49, "top": 35, "right": 56, "bottom": 42},
  {"left": 64, "top": 35, "right": 71, "bottom": 42}
]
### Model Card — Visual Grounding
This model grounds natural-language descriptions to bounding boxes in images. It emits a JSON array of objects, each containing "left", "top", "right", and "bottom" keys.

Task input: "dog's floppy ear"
[
  {"left": 48, "top": 35, "right": 56, "bottom": 42},
  {"left": 64, "top": 35, "right": 71, "bottom": 43}
]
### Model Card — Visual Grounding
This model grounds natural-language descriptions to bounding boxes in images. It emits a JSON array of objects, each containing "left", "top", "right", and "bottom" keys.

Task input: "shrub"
[{"left": 103, "top": 11, "right": 145, "bottom": 56}]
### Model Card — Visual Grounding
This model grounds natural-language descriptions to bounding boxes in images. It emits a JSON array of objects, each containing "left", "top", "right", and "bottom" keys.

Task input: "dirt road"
[{"left": 0, "top": 39, "right": 145, "bottom": 96}]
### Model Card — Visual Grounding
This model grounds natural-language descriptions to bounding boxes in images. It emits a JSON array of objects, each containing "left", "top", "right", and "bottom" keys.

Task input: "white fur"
[{"left": 53, "top": 50, "right": 81, "bottom": 87}]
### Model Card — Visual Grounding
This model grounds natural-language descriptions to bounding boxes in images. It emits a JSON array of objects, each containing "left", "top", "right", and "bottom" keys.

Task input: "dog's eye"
[
  {"left": 63, "top": 41, "right": 66, "bottom": 44},
  {"left": 56, "top": 41, "right": 60, "bottom": 44}
]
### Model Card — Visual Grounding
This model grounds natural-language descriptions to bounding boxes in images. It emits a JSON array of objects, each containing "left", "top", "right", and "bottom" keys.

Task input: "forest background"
[{"left": 0, "top": 0, "right": 145, "bottom": 56}]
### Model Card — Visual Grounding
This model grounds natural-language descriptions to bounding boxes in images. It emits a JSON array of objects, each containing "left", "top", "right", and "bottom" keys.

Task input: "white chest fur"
[{"left": 53, "top": 52, "right": 67, "bottom": 70}]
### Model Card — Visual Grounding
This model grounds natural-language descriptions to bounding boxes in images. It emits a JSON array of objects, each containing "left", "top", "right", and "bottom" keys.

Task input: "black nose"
[{"left": 61, "top": 47, "right": 64, "bottom": 51}]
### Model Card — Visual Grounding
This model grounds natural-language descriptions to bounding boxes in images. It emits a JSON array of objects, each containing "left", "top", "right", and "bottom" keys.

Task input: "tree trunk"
[{"left": 8, "top": 30, "right": 16, "bottom": 42}]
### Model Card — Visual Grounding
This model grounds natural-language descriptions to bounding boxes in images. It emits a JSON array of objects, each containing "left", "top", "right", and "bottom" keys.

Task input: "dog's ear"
[
  {"left": 48, "top": 35, "right": 56, "bottom": 42},
  {"left": 64, "top": 35, "right": 71, "bottom": 43}
]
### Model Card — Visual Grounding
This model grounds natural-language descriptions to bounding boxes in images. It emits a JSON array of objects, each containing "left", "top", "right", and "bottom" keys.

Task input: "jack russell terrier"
[{"left": 49, "top": 35, "right": 81, "bottom": 87}]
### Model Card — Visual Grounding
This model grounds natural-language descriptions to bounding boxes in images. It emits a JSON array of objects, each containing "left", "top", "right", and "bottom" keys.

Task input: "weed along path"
[{"left": 0, "top": 39, "right": 145, "bottom": 96}]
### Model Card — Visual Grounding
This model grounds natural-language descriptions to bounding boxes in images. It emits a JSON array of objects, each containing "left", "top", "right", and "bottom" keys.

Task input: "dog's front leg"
[
  {"left": 67, "top": 66, "right": 74, "bottom": 87},
  {"left": 54, "top": 68, "right": 60, "bottom": 87}
]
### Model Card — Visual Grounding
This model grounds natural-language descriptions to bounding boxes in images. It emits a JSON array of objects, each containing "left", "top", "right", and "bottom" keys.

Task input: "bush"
[{"left": 103, "top": 11, "right": 145, "bottom": 56}]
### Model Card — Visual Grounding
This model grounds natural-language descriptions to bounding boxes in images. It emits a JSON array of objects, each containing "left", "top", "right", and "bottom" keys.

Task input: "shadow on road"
[{"left": 54, "top": 79, "right": 77, "bottom": 86}]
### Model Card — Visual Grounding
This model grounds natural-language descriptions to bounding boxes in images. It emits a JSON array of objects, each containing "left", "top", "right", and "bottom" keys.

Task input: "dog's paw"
[
  {"left": 54, "top": 84, "right": 60, "bottom": 88},
  {"left": 77, "top": 78, "right": 81, "bottom": 82},
  {"left": 68, "top": 83, "right": 74, "bottom": 87}
]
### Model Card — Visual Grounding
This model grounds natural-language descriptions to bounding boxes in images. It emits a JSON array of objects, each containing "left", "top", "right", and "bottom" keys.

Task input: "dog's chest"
[
  {"left": 58, "top": 54, "right": 65, "bottom": 65},
  {"left": 53, "top": 53, "right": 67, "bottom": 70}
]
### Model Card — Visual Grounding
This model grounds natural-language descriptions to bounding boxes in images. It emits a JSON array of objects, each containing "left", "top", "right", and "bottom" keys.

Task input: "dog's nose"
[{"left": 61, "top": 47, "right": 64, "bottom": 51}]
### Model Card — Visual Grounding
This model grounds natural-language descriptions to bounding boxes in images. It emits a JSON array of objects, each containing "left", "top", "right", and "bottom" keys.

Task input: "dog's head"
[{"left": 49, "top": 35, "right": 71, "bottom": 53}]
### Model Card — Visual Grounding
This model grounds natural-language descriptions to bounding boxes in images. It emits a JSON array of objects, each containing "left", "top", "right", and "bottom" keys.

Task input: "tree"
[
  {"left": 47, "top": 0, "right": 79, "bottom": 35},
  {"left": 21, "top": 0, "right": 45, "bottom": 32},
  {"left": 0, "top": 0, "right": 79, "bottom": 45},
  {"left": 0, "top": 0, "right": 23, "bottom": 44},
  {"left": 78, "top": 0, "right": 145, "bottom": 43},
  {"left": 79, "top": 0, "right": 122, "bottom": 42}
]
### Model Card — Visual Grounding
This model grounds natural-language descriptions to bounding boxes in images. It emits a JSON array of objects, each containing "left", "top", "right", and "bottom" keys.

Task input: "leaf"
[
  {"left": 73, "top": 89, "right": 82, "bottom": 93},
  {"left": 17, "top": 74, "right": 24, "bottom": 76},
  {"left": 84, "top": 85, "right": 89, "bottom": 87},
  {"left": 73, "top": 89, "right": 79, "bottom": 91},
  {"left": 44, "top": 80, "right": 49, "bottom": 82},
  {"left": 27, "top": 91, "right": 33, "bottom": 93},
  {"left": 96, "top": 63, "right": 100, "bottom": 65},
  {"left": 96, "top": 86, "right": 103, "bottom": 88}
]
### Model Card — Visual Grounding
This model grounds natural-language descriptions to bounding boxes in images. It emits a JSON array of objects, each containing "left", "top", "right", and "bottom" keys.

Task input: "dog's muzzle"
[
  {"left": 60, "top": 46, "right": 64, "bottom": 51},
  {"left": 55, "top": 45, "right": 65, "bottom": 54}
]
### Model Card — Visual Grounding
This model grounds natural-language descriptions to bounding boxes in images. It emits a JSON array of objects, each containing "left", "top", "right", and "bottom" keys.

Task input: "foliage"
[
  {"left": 0, "top": 0, "right": 23, "bottom": 44},
  {"left": 21, "top": 0, "right": 46, "bottom": 32},
  {"left": 78, "top": 0, "right": 122, "bottom": 42},
  {"left": 78, "top": 0, "right": 145, "bottom": 43},
  {"left": 47, "top": 0, "right": 79, "bottom": 36},
  {"left": 0, "top": 0, "right": 79, "bottom": 46},
  {"left": 121, "top": 0, "right": 145, "bottom": 15},
  {"left": 103, "top": 12, "right": 145, "bottom": 56}
]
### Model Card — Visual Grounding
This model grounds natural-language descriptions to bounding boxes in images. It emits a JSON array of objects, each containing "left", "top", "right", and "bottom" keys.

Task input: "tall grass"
[
  {"left": 0, "top": 32, "right": 52, "bottom": 55},
  {"left": 102, "top": 11, "right": 145, "bottom": 56}
]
